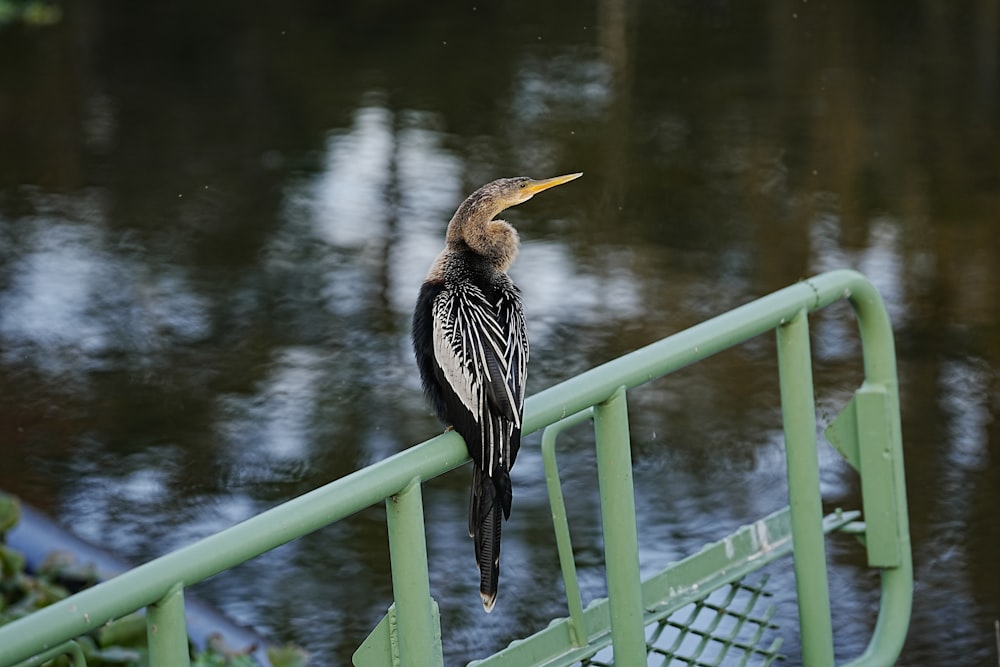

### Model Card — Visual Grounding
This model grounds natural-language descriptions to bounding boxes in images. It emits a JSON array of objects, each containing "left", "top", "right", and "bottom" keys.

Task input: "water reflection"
[
  {"left": 1, "top": 217, "right": 116, "bottom": 375},
  {"left": 1, "top": 1, "right": 999, "bottom": 665}
]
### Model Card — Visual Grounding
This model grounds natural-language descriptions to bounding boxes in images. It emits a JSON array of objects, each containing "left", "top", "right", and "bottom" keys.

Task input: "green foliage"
[
  {"left": 192, "top": 648, "right": 260, "bottom": 667},
  {"left": 0, "top": 492, "right": 307, "bottom": 667},
  {"left": 265, "top": 645, "right": 310, "bottom": 667},
  {"left": 0, "top": 0, "right": 62, "bottom": 26},
  {"left": 0, "top": 494, "right": 19, "bottom": 534}
]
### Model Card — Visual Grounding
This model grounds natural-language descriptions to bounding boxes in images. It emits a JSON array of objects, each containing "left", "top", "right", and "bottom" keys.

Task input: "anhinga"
[{"left": 412, "top": 172, "right": 582, "bottom": 612}]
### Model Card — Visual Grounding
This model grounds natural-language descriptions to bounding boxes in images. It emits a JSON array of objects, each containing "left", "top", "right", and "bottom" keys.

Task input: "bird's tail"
[{"left": 469, "top": 467, "right": 505, "bottom": 613}]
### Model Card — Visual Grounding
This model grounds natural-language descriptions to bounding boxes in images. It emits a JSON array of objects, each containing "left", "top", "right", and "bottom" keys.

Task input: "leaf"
[
  {"left": 0, "top": 545, "right": 25, "bottom": 581},
  {"left": 0, "top": 494, "right": 20, "bottom": 534},
  {"left": 267, "top": 644, "right": 310, "bottom": 667}
]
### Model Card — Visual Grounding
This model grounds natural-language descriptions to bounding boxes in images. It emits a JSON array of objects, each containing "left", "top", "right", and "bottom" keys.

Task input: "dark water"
[{"left": 2, "top": 1, "right": 999, "bottom": 665}]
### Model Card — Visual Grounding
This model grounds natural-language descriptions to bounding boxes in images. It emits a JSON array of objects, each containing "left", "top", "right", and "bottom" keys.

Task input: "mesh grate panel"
[{"left": 578, "top": 575, "right": 784, "bottom": 667}]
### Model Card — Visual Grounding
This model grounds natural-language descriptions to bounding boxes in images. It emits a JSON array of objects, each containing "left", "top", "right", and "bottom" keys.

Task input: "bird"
[{"left": 412, "top": 172, "right": 582, "bottom": 612}]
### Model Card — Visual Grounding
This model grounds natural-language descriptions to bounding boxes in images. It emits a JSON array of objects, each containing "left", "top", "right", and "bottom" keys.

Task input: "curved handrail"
[{"left": 0, "top": 269, "right": 911, "bottom": 667}]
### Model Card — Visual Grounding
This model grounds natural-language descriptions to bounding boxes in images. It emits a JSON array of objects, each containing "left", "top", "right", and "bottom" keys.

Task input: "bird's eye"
[{"left": 519, "top": 181, "right": 528, "bottom": 188}]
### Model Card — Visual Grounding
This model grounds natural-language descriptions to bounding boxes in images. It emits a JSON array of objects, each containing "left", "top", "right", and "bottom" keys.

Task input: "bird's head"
[
  {"left": 445, "top": 172, "right": 582, "bottom": 267},
  {"left": 483, "top": 172, "right": 584, "bottom": 210}
]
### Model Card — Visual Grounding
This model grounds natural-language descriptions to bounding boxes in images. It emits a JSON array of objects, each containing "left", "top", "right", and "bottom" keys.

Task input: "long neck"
[{"left": 445, "top": 191, "right": 519, "bottom": 272}]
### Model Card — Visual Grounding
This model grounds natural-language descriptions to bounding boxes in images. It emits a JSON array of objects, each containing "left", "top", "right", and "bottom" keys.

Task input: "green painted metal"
[
  {"left": 146, "top": 583, "right": 191, "bottom": 667},
  {"left": 354, "top": 602, "right": 399, "bottom": 665},
  {"left": 470, "top": 505, "right": 860, "bottom": 667},
  {"left": 646, "top": 575, "right": 782, "bottom": 667},
  {"left": 777, "top": 309, "right": 835, "bottom": 667},
  {"left": 9, "top": 640, "right": 86, "bottom": 667},
  {"left": 592, "top": 387, "right": 646, "bottom": 666},
  {"left": 0, "top": 270, "right": 912, "bottom": 667},
  {"left": 855, "top": 387, "right": 901, "bottom": 568},
  {"left": 382, "top": 478, "right": 443, "bottom": 666},
  {"left": 825, "top": 394, "right": 862, "bottom": 470},
  {"left": 540, "top": 408, "right": 594, "bottom": 648}
]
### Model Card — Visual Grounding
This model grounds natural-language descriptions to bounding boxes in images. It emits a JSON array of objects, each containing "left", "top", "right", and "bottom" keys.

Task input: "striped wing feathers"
[{"left": 431, "top": 282, "right": 527, "bottom": 473}]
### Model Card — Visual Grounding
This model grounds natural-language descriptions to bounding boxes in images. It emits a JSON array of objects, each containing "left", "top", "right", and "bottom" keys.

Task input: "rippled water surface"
[{"left": 2, "top": 2, "right": 999, "bottom": 665}]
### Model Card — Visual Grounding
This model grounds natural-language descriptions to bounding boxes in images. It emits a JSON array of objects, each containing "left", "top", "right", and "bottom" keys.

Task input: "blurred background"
[{"left": 1, "top": 0, "right": 998, "bottom": 664}]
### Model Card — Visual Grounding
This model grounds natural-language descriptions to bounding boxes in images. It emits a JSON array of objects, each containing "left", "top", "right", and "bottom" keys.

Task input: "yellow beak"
[{"left": 523, "top": 172, "right": 583, "bottom": 195}]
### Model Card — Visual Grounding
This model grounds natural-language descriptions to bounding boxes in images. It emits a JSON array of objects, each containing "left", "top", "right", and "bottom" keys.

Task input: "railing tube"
[
  {"left": 776, "top": 309, "right": 835, "bottom": 666},
  {"left": 592, "top": 386, "right": 646, "bottom": 665},
  {"left": 385, "top": 478, "right": 443, "bottom": 667},
  {"left": 841, "top": 278, "right": 913, "bottom": 667},
  {"left": 146, "top": 583, "right": 190, "bottom": 667},
  {"left": 9, "top": 641, "right": 86, "bottom": 667},
  {"left": 541, "top": 409, "right": 594, "bottom": 647}
]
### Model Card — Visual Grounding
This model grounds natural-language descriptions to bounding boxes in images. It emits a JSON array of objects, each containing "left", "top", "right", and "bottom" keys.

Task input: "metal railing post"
[
  {"left": 541, "top": 409, "right": 595, "bottom": 647},
  {"left": 841, "top": 277, "right": 913, "bottom": 667},
  {"left": 776, "top": 309, "right": 835, "bottom": 667},
  {"left": 385, "top": 478, "right": 443, "bottom": 667},
  {"left": 592, "top": 386, "right": 646, "bottom": 665},
  {"left": 146, "top": 583, "right": 190, "bottom": 667}
]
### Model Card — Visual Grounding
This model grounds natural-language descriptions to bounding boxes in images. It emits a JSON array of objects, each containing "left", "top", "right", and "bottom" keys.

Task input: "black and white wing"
[{"left": 430, "top": 279, "right": 527, "bottom": 479}]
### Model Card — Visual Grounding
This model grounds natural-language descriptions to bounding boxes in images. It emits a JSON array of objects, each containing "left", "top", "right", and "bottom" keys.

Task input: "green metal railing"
[{"left": 0, "top": 269, "right": 912, "bottom": 667}]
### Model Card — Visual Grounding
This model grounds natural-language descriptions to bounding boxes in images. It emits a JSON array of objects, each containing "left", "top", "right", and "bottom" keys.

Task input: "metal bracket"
[
  {"left": 354, "top": 599, "right": 442, "bottom": 667},
  {"left": 825, "top": 384, "right": 901, "bottom": 568}
]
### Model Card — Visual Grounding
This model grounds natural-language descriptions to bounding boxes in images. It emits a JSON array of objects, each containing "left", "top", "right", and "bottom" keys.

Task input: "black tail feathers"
[{"left": 469, "top": 467, "right": 510, "bottom": 612}]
